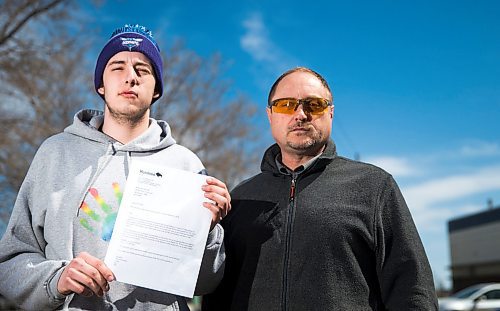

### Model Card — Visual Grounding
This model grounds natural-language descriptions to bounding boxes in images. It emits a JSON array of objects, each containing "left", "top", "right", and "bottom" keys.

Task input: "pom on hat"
[{"left": 94, "top": 24, "right": 163, "bottom": 103}]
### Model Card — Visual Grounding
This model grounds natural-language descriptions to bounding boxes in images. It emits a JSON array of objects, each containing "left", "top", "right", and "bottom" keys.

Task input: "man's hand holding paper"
[{"left": 202, "top": 177, "right": 231, "bottom": 230}]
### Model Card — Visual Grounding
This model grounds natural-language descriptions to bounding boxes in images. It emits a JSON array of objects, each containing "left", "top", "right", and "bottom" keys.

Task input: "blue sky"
[{"left": 82, "top": 0, "right": 500, "bottom": 289}]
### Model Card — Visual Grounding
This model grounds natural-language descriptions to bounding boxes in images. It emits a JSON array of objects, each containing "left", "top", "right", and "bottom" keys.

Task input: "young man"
[
  {"left": 0, "top": 24, "right": 229, "bottom": 310},
  {"left": 202, "top": 67, "right": 438, "bottom": 310}
]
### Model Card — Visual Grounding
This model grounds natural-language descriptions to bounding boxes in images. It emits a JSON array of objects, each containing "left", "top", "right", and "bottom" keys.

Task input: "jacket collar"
[{"left": 261, "top": 139, "right": 337, "bottom": 175}]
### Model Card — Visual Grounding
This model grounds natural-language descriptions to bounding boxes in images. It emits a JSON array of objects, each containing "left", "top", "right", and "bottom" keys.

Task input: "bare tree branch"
[{"left": 0, "top": 0, "right": 65, "bottom": 46}]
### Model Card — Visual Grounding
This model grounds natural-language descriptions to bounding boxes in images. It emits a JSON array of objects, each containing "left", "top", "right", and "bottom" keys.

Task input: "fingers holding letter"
[
  {"left": 57, "top": 252, "right": 115, "bottom": 297},
  {"left": 202, "top": 177, "right": 231, "bottom": 229}
]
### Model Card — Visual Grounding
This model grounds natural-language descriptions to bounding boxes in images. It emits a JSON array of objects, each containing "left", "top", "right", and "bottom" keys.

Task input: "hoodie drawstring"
[{"left": 125, "top": 151, "right": 131, "bottom": 177}]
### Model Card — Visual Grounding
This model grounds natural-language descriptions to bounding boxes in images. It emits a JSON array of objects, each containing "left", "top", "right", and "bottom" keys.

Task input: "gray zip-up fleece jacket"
[
  {"left": 203, "top": 140, "right": 437, "bottom": 310},
  {"left": 0, "top": 109, "right": 225, "bottom": 310}
]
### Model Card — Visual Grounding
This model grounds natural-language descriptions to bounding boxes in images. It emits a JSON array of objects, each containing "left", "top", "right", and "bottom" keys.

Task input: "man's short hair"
[{"left": 267, "top": 67, "right": 333, "bottom": 104}]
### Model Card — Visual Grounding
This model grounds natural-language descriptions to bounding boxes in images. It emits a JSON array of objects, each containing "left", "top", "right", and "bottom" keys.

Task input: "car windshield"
[{"left": 452, "top": 285, "right": 484, "bottom": 299}]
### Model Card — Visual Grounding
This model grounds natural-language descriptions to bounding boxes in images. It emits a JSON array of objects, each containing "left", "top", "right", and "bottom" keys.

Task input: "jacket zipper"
[{"left": 282, "top": 175, "right": 297, "bottom": 311}]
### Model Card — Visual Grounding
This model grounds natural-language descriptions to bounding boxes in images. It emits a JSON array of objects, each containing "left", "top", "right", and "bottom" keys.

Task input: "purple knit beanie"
[{"left": 94, "top": 24, "right": 163, "bottom": 102}]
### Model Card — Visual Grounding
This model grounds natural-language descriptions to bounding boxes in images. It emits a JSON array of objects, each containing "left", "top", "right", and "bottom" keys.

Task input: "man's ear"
[
  {"left": 98, "top": 86, "right": 105, "bottom": 95},
  {"left": 266, "top": 107, "right": 272, "bottom": 124},
  {"left": 153, "top": 91, "right": 160, "bottom": 99}
]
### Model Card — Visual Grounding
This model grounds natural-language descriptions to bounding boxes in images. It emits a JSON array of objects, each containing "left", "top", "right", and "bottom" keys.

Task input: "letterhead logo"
[
  {"left": 120, "top": 37, "right": 143, "bottom": 51},
  {"left": 139, "top": 169, "right": 163, "bottom": 178}
]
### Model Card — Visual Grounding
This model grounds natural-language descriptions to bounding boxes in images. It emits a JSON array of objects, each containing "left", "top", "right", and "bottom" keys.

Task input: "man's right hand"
[{"left": 57, "top": 252, "right": 115, "bottom": 297}]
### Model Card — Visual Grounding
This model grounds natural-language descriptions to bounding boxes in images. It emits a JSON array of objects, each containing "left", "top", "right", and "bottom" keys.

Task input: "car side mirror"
[{"left": 474, "top": 294, "right": 487, "bottom": 302}]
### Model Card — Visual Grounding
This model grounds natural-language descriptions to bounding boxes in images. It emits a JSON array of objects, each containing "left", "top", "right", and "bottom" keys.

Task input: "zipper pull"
[{"left": 289, "top": 178, "right": 296, "bottom": 201}]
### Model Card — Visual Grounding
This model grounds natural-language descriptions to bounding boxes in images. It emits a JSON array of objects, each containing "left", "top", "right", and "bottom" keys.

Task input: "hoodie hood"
[{"left": 64, "top": 109, "right": 176, "bottom": 153}]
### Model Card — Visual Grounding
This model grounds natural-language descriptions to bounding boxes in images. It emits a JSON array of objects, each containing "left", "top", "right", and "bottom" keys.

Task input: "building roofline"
[{"left": 448, "top": 206, "right": 500, "bottom": 232}]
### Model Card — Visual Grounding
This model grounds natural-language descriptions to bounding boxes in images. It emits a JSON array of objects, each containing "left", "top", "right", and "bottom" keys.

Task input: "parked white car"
[{"left": 439, "top": 283, "right": 500, "bottom": 311}]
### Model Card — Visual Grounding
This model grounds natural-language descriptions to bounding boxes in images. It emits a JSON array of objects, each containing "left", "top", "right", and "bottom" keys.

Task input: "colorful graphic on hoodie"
[{"left": 79, "top": 182, "right": 122, "bottom": 241}]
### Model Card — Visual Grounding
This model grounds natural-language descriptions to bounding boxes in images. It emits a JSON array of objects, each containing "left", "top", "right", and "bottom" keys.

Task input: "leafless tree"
[
  {"left": 154, "top": 43, "right": 259, "bottom": 185},
  {"left": 0, "top": 0, "right": 91, "bottom": 225},
  {"left": 0, "top": 1, "right": 260, "bottom": 228}
]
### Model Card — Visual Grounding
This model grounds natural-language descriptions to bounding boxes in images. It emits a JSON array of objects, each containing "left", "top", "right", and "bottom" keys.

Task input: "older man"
[{"left": 203, "top": 67, "right": 437, "bottom": 310}]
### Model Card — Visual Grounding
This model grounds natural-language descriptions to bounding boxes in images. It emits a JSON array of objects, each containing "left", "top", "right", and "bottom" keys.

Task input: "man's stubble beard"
[
  {"left": 106, "top": 103, "right": 150, "bottom": 127},
  {"left": 285, "top": 125, "right": 327, "bottom": 155}
]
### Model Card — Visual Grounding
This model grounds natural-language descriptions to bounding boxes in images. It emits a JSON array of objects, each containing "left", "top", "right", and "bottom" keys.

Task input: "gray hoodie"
[{"left": 0, "top": 109, "right": 225, "bottom": 310}]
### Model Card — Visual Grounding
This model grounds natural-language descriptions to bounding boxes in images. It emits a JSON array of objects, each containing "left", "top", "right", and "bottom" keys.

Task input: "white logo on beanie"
[{"left": 120, "top": 37, "right": 143, "bottom": 51}]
